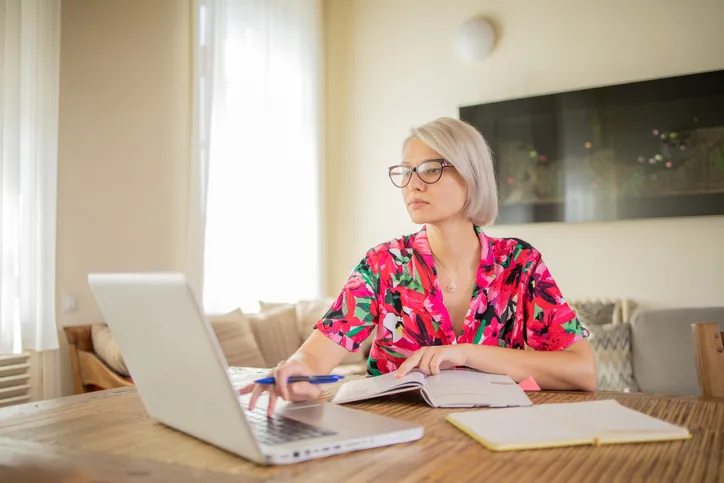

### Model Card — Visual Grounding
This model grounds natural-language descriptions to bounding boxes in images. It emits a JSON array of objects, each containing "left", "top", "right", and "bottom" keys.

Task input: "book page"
[
  {"left": 448, "top": 406, "right": 593, "bottom": 450},
  {"left": 424, "top": 369, "right": 533, "bottom": 408},
  {"left": 331, "top": 370, "right": 426, "bottom": 404},
  {"left": 534, "top": 400, "right": 691, "bottom": 443}
]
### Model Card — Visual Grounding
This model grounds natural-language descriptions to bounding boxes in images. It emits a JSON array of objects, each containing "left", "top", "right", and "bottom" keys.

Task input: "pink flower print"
[{"left": 483, "top": 316, "right": 504, "bottom": 341}]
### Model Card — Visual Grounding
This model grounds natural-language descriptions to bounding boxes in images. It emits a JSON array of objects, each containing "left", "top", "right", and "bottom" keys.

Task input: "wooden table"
[{"left": 0, "top": 386, "right": 721, "bottom": 482}]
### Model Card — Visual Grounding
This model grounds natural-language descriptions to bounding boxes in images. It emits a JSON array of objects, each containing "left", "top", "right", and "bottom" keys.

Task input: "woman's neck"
[{"left": 426, "top": 219, "right": 480, "bottom": 270}]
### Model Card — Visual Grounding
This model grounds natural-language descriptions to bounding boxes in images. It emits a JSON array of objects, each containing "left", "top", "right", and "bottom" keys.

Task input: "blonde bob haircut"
[{"left": 404, "top": 117, "right": 498, "bottom": 226}]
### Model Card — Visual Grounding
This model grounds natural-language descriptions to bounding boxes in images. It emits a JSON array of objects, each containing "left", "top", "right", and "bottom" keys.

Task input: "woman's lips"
[{"left": 408, "top": 200, "right": 429, "bottom": 210}]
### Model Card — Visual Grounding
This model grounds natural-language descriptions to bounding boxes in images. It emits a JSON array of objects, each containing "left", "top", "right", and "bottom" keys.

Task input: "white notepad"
[
  {"left": 447, "top": 399, "right": 691, "bottom": 451},
  {"left": 331, "top": 368, "right": 533, "bottom": 408}
]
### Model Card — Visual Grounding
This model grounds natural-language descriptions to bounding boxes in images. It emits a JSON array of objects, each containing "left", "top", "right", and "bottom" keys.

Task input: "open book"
[
  {"left": 447, "top": 399, "right": 691, "bottom": 451},
  {"left": 331, "top": 368, "right": 533, "bottom": 408}
]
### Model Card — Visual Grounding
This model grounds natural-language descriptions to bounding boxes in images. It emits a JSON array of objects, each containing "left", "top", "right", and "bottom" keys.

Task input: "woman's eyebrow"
[{"left": 401, "top": 158, "right": 442, "bottom": 166}]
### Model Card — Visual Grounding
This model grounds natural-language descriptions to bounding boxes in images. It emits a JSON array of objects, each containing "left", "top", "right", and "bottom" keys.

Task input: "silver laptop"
[{"left": 87, "top": 272, "right": 422, "bottom": 465}]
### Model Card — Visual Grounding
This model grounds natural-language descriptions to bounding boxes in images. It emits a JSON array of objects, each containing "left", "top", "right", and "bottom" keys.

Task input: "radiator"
[{"left": 0, "top": 353, "right": 31, "bottom": 407}]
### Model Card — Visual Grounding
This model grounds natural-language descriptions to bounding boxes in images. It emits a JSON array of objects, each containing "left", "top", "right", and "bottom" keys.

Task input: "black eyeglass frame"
[{"left": 387, "top": 159, "right": 455, "bottom": 188}]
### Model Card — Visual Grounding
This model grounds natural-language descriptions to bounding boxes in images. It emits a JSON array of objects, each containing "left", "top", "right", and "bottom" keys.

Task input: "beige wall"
[
  {"left": 49, "top": 0, "right": 723, "bottom": 395},
  {"left": 324, "top": 0, "right": 724, "bottom": 309},
  {"left": 56, "top": 0, "right": 191, "bottom": 395}
]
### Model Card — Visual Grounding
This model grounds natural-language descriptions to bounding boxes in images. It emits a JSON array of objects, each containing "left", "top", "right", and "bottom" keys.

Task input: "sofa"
[
  {"left": 81, "top": 299, "right": 370, "bottom": 394},
  {"left": 81, "top": 295, "right": 721, "bottom": 398},
  {"left": 573, "top": 299, "right": 724, "bottom": 397},
  {"left": 629, "top": 306, "right": 724, "bottom": 397}
]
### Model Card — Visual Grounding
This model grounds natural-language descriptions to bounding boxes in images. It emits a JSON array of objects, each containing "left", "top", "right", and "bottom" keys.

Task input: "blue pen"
[{"left": 254, "top": 375, "right": 345, "bottom": 385}]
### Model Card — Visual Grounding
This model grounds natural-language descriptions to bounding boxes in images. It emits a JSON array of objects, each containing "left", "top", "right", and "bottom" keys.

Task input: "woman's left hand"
[{"left": 395, "top": 344, "right": 471, "bottom": 378}]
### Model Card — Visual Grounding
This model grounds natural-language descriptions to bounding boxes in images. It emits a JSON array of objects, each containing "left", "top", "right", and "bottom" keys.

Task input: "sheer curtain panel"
[
  {"left": 196, "top": 0, "right": 324, "bottom": 313},
  {"left": 0, "top": 0, "right": 60, "bottom": 355}
]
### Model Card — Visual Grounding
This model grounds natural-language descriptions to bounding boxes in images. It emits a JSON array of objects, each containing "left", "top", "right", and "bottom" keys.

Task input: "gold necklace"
[{"left": 432, "top": 251, "right": 474, "bottom": 292}]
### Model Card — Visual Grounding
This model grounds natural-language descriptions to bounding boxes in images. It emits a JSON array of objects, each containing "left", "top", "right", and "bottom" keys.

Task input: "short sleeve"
[
  {"left": 522, "top": 251, "right": 589, "bottom": 351},
  {"left": 314, "top": 252, "right": 379, "bottom": 352}
]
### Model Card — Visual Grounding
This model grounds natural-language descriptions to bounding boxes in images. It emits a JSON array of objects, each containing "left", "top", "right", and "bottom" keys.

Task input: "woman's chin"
[{"left": 407, "top": 211, "right": 432, "bottom": 225}]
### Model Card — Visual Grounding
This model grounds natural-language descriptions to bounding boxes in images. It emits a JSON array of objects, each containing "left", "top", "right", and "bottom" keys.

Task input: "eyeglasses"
[{"left": 388, "top": 159, "right": 455, "bottom": 188}]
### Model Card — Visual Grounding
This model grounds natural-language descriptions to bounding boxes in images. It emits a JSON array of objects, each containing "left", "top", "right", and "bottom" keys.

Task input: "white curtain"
[
  {"left": 0, "top": 0, "right": 60, "bottom": 354},
  {"left": 196, "top": 0, "right": 324, "bottom": 314}
]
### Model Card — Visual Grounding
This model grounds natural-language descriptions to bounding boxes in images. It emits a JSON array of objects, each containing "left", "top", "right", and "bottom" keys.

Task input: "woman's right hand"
[{"left": 239, "top": 359, "right": 323, "bottom": 417}]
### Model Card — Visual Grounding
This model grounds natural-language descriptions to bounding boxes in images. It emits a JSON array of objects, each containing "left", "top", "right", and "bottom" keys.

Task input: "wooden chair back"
[
  {"left": 63, "top": 325, "right": 133, "bottom": 395},
  {"left": 692, "top": 322, "right": 724, "bottom": 399}
]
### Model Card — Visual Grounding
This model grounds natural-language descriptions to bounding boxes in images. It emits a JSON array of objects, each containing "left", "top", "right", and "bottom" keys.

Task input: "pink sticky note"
[{"left": 518, "top": 376, "right": 541, "bottom": 391}]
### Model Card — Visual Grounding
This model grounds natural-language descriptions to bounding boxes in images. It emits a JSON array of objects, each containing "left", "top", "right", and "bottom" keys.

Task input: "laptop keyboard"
[{"left": 244, "top": 406, "right": 337, "bottom": 446}]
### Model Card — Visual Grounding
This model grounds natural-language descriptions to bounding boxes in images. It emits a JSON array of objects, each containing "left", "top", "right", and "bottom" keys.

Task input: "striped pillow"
[{"left": 588, "top": 322, "right": 639, "bottom": 392}]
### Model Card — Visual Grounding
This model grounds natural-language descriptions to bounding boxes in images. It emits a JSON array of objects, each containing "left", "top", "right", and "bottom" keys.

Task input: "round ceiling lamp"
[{"left": 453, "top": 17, "right": 496, "bottom": 62}]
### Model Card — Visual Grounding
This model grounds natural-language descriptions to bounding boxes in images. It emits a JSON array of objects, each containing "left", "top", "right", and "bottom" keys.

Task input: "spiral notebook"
[{"left": 447, "top": 399, "right": 691, "bottom": 451}]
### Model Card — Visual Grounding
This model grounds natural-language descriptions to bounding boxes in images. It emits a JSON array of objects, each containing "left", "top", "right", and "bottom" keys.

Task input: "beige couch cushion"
[
  {"left": 260, "top": 298, "right": 334, "bottom": 339},
  {"left": 295, "top": 299, "right": 336, "bottom": 340},
  {"left": 92, "top": 309, "right": 268, "bottom": 375},
  {"left": 244, "top": 305, "right": 302, "bottom": 367},
  {"left": 259, "top": 298, "right": 373, "bottom": 366},
  {"left": 91, "top": 323, "right": 130, "bottom": 376},
  {"left": 209, "top": 309, "right": 267, "bottom": 368}
]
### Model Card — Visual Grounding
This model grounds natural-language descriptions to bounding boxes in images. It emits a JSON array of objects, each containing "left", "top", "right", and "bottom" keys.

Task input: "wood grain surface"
[
  {"left": 0, "top": 386, "right": 720, "bottom": 482},
  {"left": 692, "top": 323, "right": 724, "bottom": 399}
]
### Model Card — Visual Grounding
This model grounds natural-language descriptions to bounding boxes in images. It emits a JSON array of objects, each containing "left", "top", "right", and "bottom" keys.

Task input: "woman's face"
[{"left": 397, "top": 137, "right": 468, "bottom": 225}]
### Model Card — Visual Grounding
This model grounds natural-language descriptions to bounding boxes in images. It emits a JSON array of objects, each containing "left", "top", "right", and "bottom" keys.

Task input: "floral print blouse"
[{"left": 314, "top": 225, "right": 589, "bottom": 376}]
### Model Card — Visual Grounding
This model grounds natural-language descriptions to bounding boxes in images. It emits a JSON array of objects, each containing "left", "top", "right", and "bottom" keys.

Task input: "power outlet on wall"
[{"left": 62, "top": 294, "right": 78, "bottom": 313}]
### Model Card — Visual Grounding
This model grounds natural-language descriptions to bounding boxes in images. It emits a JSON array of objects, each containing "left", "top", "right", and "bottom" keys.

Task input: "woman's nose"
[{"left": 407, "top": 170, "right": 425, "bottom": 191}]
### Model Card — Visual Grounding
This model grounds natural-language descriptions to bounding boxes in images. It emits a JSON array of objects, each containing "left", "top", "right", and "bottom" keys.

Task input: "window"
[{"left": 195, "top": 1, "right": 323, "bottom": 313}]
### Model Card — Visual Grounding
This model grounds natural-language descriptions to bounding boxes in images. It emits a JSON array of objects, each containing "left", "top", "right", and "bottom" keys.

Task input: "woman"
[{"left": 242, "top": 117, "right": 597, "bottom": 416}]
